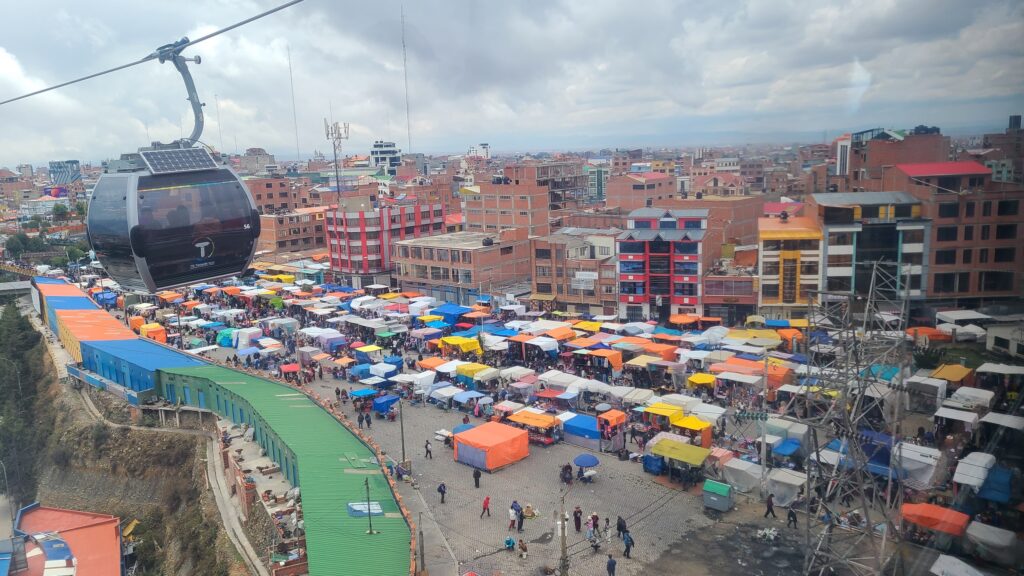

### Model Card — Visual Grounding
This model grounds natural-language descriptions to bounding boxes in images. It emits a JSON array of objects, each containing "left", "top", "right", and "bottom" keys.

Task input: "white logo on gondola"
[{"left": 194, "top": 237, "right": 215, "bottom": 259}]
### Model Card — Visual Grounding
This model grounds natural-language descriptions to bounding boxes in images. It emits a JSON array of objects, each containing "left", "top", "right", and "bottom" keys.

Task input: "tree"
[
  {"left": 52, "top": 203, "right": 69, "bottom": 221},
  {"left": 75, "top": 201, "right": 87, "bottom": 217},
  {"left": 66, "top": 247, "right": 85, "bottom": 262},
  {"left": 3, "top": 235, "right": 24, "bottom": 259}
]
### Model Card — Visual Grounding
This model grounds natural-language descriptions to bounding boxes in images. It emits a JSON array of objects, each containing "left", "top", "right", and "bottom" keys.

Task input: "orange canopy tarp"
[
  {"left": 417, "top": 357, "right": 447, "bottom": 370},
  {"left": 222, "top": 286, "right": 242, "bottom": 296},
  {"left": 906, "top": 327, "right": 953, "bottom": 343},
  {"left": 129, "top": 316, "right": 145, "bottom": 331},
  {"left": 334, "top": 357, "right": 355, "bottom": 367},
  {"left": 400, "top": 291, "right": 423, "bottom": 298},
  {"left": 652, "top": 333, "right": 682, "bottom": 342},
  {"left": 670, "top": 314, "right": 698, "bottom": 325},
  {"left": 182, "top": 300, "right": 201, "bottom": 309},
  {"left": 614, "top": 336, "right": 650, "bottom": 346},
  {"left": 463, "top": 311, "right": 489, "bottom": 319},
  {"left": 777, "top": 328, "right": 803, "bottom": 342},
  {"left": 453, "top": 421, "right": 529, "bottom": 471},
  {"left": 901, "top": 503, "right": 970, "bottom": 536},
  {"left": 589, "top": 348, "right": 623, "bottom": 370},
  {"left": 725, "top": 357, "right": 765, "bottom": 370},
  {"left": 545, "top": 326, "right": 576, "bottom": 341},
  {"left": 567, "top": 337, "right": 599, "bottom": 349},
  {"left": 642, "top": 342, "right": 677, "bottom": 361},
  {"left": 507, "top": 411, "right": 560, "bottom": 429},
  {"left": 203, "top": 287, "right": 222, "bottom": 294},
  {"left": 508, "top": 333, "right": 535, "bottom": 343},
  {"left": 598, "top": 409, "right": 627, "bottom": 428},
  {"left": 708, "top": 362, "right": 760, "bottom": 375}
]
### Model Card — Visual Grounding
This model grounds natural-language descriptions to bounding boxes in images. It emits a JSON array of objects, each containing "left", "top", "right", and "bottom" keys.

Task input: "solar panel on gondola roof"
[{"left": 140, "top": 148, "right": 218, "bottom": 174}]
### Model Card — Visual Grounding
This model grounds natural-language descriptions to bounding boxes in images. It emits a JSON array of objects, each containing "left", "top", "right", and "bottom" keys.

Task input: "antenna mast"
[
  {"left": 288, "top": 45, "right": 301, "bottom": 163},
  {"left": 324, "top": 119, "right": 350, "bottom": 197},
  {"left": 401, "top": 6, "right": 412, "bottom": 153}
]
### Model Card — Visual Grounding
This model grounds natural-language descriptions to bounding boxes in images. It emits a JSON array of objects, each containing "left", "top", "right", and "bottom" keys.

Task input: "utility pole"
[
  {"left": 324, "top": 119, "right": 350, "bottom": 198},
  {"left": 364, "top": 477, "right": 379, "bottom": 535},
  {"left": 558, "top": 486, "right": 570, "bottom": 576},
  {"left": 418, "top": 512, "right": 425, "bottom": 574},
  {"left": 760, "top": 354, "right": 768, "bottom": 496},
  {"left": 399, "top": 398, "right": 407, "bottom": 471}
]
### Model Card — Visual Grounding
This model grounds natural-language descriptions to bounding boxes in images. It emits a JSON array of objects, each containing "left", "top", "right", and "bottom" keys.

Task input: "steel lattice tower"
[{"left": 793, "top": 261, "right": 911, "bottom": 576}]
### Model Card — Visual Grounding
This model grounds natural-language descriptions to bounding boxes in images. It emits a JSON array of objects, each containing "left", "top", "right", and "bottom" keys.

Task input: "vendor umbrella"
[
  {"left": 574, "top": 453, "right": 600, "bottom": 468},
  {"left": 280, "top": 363, "right": 300, "bottom": 373},
  {"left": 349, "top": 341, "right": 366, "bottom": 349},
  {"left": 594, "top": 403, "right": 612, "bottom": 413}
]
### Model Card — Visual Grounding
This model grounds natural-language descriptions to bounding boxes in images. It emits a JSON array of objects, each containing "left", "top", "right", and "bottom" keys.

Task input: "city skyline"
[{"left": 0, "top": 0, "right": 1021, "bottom": 166}]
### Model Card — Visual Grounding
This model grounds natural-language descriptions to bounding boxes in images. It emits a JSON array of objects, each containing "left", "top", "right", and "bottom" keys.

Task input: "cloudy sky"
[{"left": 1, "top": 0, "right": 1022, "bottom": 166}]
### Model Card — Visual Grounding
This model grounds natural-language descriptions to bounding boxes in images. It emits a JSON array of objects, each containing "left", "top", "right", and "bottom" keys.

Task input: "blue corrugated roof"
[
  {"left": 0, "top": 554, "right": 10, "bottom": 576},
  {"left": 44, "top": 296, "right": 98, "bottom": 310},
  {"left": 33, "top": 276, "right": 65, "bottom": 284},
  {"left": 84, "top": 339, "right": 206, "bottom": 371}
]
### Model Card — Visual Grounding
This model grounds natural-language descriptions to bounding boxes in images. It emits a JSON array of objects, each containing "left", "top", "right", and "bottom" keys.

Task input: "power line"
[{"left": 0, "top": 0, "right": 305, "bottom": 107}]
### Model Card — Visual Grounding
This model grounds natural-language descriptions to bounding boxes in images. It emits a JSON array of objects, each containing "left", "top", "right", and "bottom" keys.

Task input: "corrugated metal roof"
[
  {"left": 811, "top": 191, "right": 919, "bottom": 207},
  {"left": 628, "top": 208, "right": 709, "bottom": 219},
  {"left": 83, "top": 339, "right": 205, "bottom": 372},
  {"left": 897, "top": 161, "right": 990, "bottom": 177},
  {"left": 161, "top": 366, "right": 410, "bottom": 575}
]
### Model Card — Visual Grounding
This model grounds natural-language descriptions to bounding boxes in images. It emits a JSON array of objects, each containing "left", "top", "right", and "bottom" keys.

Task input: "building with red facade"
[
  {"left": 617, "top": 208, "right": 711, "bottom": 322},
  {"left": 325, "top": 196, "right": 445, "bottom": 288}
]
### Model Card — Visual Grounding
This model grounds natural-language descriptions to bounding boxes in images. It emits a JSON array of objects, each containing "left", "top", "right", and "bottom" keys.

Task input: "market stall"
[
  {"left": 506, "top": 410, "right": 562, "bottom": 446},
  {"left": 453, "top": 421, "right": 529, "bottom": 471}
]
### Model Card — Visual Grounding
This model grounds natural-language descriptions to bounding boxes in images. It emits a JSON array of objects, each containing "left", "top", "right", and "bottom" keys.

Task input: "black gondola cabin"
[{"left": 87, "top": 148, "right": 260, "bottom": 293}]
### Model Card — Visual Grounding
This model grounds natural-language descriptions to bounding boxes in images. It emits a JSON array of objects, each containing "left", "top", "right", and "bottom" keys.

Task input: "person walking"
[
  {"left": 764, "top": 493, "right": 777, "bottom": 519},
  {"left": 364, "top": 412, "right": 372, "bottom": 430},
  {"left": 424, "top": 439, "right": 433, "bottom": 459},
  {"left": 437, "top": 482, "right": 447, "bottom": 504},
  {"left": 607, "top": 554, "right": 617, "bottom": 576},
  {"left": 516, "top": 507, "right": 525, "bottom": 533},
  {"left": 573, "top": 506, "right": 583, "bottom": 533},
  {"left": 616, "top": 516, "right": 627, "bottom": 539},
  {"left": 585, "top": 517, "right": 594, "bottom": 540},
  {"left": 591, "top": 513, "right": 601, "bottom": 538},
  {"left": 622, "top": 531, "right": 634, "bottom": 559},
  {"left": 481, "top": 495, "right": 491, "bottom": 518},
  {"left": 787, "top": 507, "right": 798, "bottom": 529},
  {"left": 357, "top": 412, "right": 364, "bottom": 429},
  {"left": 508, "top": 505, "right": 517, "bottom": 531},
  {"left": 473, "top": 468, "right": 482, "bottom": 488}
]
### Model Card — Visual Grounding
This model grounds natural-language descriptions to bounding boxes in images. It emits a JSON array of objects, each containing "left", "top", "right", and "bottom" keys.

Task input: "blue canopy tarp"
[
  {"left": 94, "top": 291, "right": 117, "bottom": 304},
  {"left": 563, "top": 414, "right": 600, "bottom": 439},
  {"left": 773, "top": 438, "right": 801, "bottom": 457},
  {"left": 426, "top": 321, "right": 450, "bottom": 329},
  {"left": 351, "top": 363, "right": 372, "bottom": 378},
  {"left": 808, "top": 330, "right": 832, "bottom": 345},
  {"left": 452, "top": 423, "right": 476, "bottom": 434},
  {"left": 977, "top": 466, "right": 1011, "bottom": 503},
  {"left": 432, "top": 303, "right": 472, "bottom": 323},
  {"left": 556, "top": 391, "right": 578, "bottom": 400},
  {"left": 453, "top": 390, "right": 485, "bottom": 404},
  {"left": 237, "top": 346, "right": 261, "bottom": 356},
  {"left": 765, "top": 319, "right": 790, "bottom": 328},
  {"left": 737, "top": 353, "right": 762, "bottom": 362},
  {"left": 789, "top": 353, "right": 808, "bottom": 364},
  {"left": 384, "top": 355, "right": 404, "bottom": 368},
  {"left": 373, "top": 394, "right": 400, "bottom": 414},
  {"left": 350, "top": 388, "right": 376, "bottom": 398},
  {"left": 863, "top": 364, "right": 899, "bottom": 382},
  {"left": 201, "top": 322, "right": 225, "bottom": 330},
  {"left": 476, "top": 295, "right": 491, "bottom": 303}
]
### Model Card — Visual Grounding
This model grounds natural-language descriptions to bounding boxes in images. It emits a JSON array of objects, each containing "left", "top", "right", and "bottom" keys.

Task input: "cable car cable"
[{"left": 0, "top": 0, "right": 305, "bottom": 107}]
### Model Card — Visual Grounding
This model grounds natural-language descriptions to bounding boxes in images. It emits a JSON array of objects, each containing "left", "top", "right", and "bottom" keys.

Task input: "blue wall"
[{"left": 80, "top": 339, "right": 205, "bottom": 393}]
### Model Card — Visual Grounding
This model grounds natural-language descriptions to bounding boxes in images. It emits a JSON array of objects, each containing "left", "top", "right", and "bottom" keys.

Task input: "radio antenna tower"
[
  {"left": 324, "top": 119, "right": 350, "bottom": 197},
  {"left": 796, "top": 260, "right": 911, "bottom": 576},
  {"left": 401, "top": 5, "right": 412, "bottom": 153}
]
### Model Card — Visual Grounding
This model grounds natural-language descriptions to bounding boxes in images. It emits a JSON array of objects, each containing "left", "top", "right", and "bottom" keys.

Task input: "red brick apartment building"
[
  {"left": 500, "top": 161, "right": 589, "bottom": 211},
  {"left": 880, "top": 161, "right": 1024, "bottom": 305},
  {"left": 462, "top": 177, "right": 551, "bottom": 236},
  {"left": 604, "top": 172, "right": 676, "bottom": 211},
  {"left": 244, "top": 176, "right": 322, "bottom": 214},
  {"left": 325, "top": 196, "right": 445, "bottom": 287},
  {"left": 257, "top": 206, "right": 328, "bottom": 254}
]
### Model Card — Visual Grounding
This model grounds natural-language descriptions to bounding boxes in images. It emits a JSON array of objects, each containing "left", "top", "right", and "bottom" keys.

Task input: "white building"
[{"left": 986, "top": 324, "right": 1024, "bottom": 360}]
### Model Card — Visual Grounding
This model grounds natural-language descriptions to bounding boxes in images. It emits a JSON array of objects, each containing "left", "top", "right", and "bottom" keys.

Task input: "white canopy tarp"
[
  {"left": 622, "top": 388, "right": 655, "bottom": 405},
  {"left": 934, "top": 407, "right": 980, "bottom": 426},
  {"left": 953, "top": 452, "right": 996, "bottom": 488},
  {"left": 979, "top": 411, "right": 1024, "bottom": 431},
  {"left": 690, "top": 402, "right": 727, "bottom": 423},
  {"left": 538, "top": 370, "right": 578, "bottom": 388},
  {"left": 658, "top": 393, "right": 701, "bottom": 411},
  {"left": 499, "top": 366, "right": 535, "bottom": 380},
  {"left": 936, "top": 310, "right": 991, "bottom": 324},
  {"left": 186, "top": 345, "right": 220, "bottom": 355},
  {"left": 716, "top": 372, "right": 762, "bottom": 385},
  {"left": 965, "top": 521, "right": 1019, "bottom": 567},
  {"left": 526, "top": 336, "right": 559, "bottom": 351},
  {"left": 473, "top": 367, "right": 500, "bottom": 382},
  {"left": 677, "top": 349, "right": 711, "bottom": 361},
  {"left": 929, "top": 554, "right": 986, "bottom": 576},
  {"left": 723, "top": 459, "right": 762, "bottom": 493},
  {"left": 767, "top": 468, "right": 807, "bottom": 507},
  {"left": 896, "top": 442, "right": 942, "bottom": 488},
  {"left": 976, "top": 363, "right": 1024, "bottom": 376},
  {"left": 430, "top": 385, "right": 463, "bottom": 401},
  {"left": 522, "top": 319, "right": 571, "bottom": 335},
  {"left": 436, "top": 360, "right": 469, "bottom": 374},
  {"left": 947, "top": 387, "right": 995, "bottom": 410},
  {"left": 370, "top": 362, "right": 396, "bottom": 377}
]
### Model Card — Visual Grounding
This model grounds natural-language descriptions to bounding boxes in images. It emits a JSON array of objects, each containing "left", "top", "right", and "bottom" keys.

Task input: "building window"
[
  {"left": 761, "top": 284, "right": 779, "bottom": 299},
  {"left": 451, "top": 251, "right": 460, "bottom": 263},
  {"left": 620, "top": 282, "right": 645, "bottom": 295},
  {"left": 620, "top": 242, "right": 644, "bottom": 254},
  {"left": 411, "top": 247, "right": 422, "bottom": 259},
  {"left": 963, "top": 225, "right": 973, "bottom": 241},
  {"left": 981, "top": 225, "right": 990, "bottom": 240},
  {"left": 536, "top": 266, "right": 551, "bottom": 277},
  {"left": 827, "top": 277, "right": 852, "bottom": 291},
  {"left": 979, "top": 271, "right": 1013, "bottom": 292},
  {"left": 500, "top": 246, "right": 513, "bottom": 255},
  {"left": 901, "top": 229, "right": 924, "bottom": 243},
  {"left": 962, "top": 249, "right": 972, "bottom": 264},
  {"left": 800, "top": 262, "right": 818, "bottom": 276},
  {"left": 423, "top": 248, "right": 434, "bottom": 260},
  {"left": 462, "top": 251, "right": 472, "bottom": 263},
  {"left": 965, "top": 202, "right": 975, "bottom": 217},
  {"left": 437, "top": 249, "right": 449, "bottom": 261},
  {"left": 862, "top": 206, "right": 880, "bottom": 218},
  {"left": 894, "top": 205, "right": 912, "bottom": 218},
  {"left": 659, "top": 219, "right": 677, "bottom": 229},
  {"left": 934, "top": 250, "right": 956, "bottom": 265},
  {"left": 957, "top": 272, "right": 970, "bottom": 293},
  {"left": 620, "top": 261, "right": 645, "bottom": 274},
  {"left": 995, "top": 224, "right": 1017, "bottom": 240},
  {"left": 762, "top": 262, "right": 780, "bottom": 275},
  {"left": 673, "top": 242, "right": 698, "bottom": 255},
  {"left": 994, "top": 247, "right": 1015, "bottom": 263},
  {"left": 535, "top": 248, "right": 552, "bottom": 260},
  {"left": 827, "top": 254, "right": 852, "bottom": 266},
  {"left": 933, "top": 273, "right": 956, "bottom": 293},
  {"left": 673, "top": 261, "right": 698, "bottom": 275},
  {"left": 979, "top": 248, "right": 988, "bottom": 263},
  {"left": 983, "top": 201, "right": 992, "bottom": 217},
  {"left": 673, "top": 283, "right": 697, "bottom": 296},
  {"left": 598, "top": 246, "right": 611, "bottom": 256},
  {"left": 459, "top": 269, "right": 472, "bottom": 284},
  {"left": 938, "top": 203, "right": 958, "bottom": 218},
  {"left": 936, "top": 226, "right": 957, "bottom": 242},
  {"left": 536, "top": 283, "right": 552, "bottom": 294},
  {"left": 997, "top": 200, "right": 1019, "bottom": 216},
  {"left": 993, "top": 337, "right": 1010, "bottom": 349},
  {"left": 684, "top": 220, "right": 702, "bottom": 229},
  {"left": 633, "top": 220, "right": 651, "bottom": 229},
  {"left": 828, "top": 232, "right": 853, "bottom": 246}
]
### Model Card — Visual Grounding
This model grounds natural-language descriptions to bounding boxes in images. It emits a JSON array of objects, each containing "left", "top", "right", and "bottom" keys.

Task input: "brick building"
[
  {"left": 501, "top": 161, "right": 588, "bottom": 211},
  {"left": 982, "top": 115, "right": 1023, "bottom": 184},
  {"left": 244, "top": 176, "right": 321, "bottom": 214},
  {"left": 529, "top": 227, "right": 620, "bottom": 315},
  {"left": 392, "top": 228, "right": 531, "bottom": 305},
  {"left": 325, "top": 196, "right": 445, "bottom": 287},
  {"left": 462, "top": 177, "right": 550, "bottom": 236},
  {"left": 834, "top": 128, "right": 950, "bottom": 190},
  {"left": 689, "top": 173, "right": 750, "bottom": 197},
  {"left": 257, "top": 206, "right": 329, "bottom": 255},
  {"left": 880, "top": 161, "right": 1023, "bottom": 305},
  {"left": 604, "top": 172, "right": 675, "bottom": 211},
  {"left": 617, "top": 208, "right": 711, "bottom": 322}
]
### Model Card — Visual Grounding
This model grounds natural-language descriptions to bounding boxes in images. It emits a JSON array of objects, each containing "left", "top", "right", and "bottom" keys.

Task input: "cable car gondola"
[{"left": 84, "top": 39, "right": 259, "bottom": 293}]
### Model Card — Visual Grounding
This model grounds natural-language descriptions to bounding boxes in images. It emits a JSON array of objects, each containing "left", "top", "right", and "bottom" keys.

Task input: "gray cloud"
[{"left": 1, "top": 0, "right": 1021, "bottom": 166}]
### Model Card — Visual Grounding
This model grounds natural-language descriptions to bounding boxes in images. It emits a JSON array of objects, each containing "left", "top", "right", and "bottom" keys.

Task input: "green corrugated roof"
[{"left": 163, "top": 366, "right": 410, "bottom": 575}]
